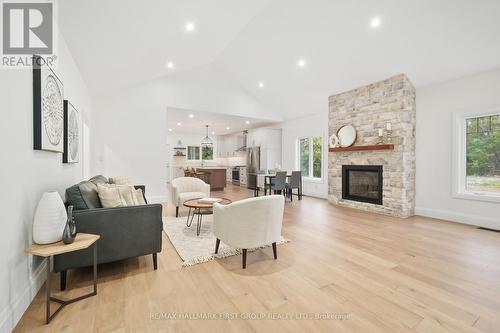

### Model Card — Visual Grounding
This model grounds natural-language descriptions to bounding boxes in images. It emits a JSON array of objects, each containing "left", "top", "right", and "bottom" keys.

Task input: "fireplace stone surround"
[{"left": 328, "top": 74, "right": 416, "bottom": 218}]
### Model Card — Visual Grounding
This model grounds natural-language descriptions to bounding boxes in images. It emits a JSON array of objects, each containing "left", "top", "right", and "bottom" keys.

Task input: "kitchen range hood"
[{"left": 235, "top": 130, "right": 248, "bottom": 152}]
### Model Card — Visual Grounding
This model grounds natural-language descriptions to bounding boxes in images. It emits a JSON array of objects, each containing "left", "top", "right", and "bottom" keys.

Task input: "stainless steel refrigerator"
[{"left": 246, "top": 146, "right": 260, "bottom": 189}]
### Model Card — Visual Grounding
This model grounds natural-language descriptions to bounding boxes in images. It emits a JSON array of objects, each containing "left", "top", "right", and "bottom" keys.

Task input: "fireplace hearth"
[{"left": 342, "top": 165, "right": 383, "bottom": 205}]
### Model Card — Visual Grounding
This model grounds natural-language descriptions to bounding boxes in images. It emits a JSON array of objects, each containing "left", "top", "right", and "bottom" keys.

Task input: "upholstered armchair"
[
  {"left": 171, "top": 177, "right": 210, "bottom": 217},
  {"left": 213, "top": 195, "right": 285, "bottom": 268}
]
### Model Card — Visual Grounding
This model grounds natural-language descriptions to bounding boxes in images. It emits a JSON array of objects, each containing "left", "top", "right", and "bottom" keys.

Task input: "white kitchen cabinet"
[
  {"left": 246, "top": 128, "right": 282, "bottom": 171},
  {"left": 217, "top": 134, "right": 243, "bottom": 157}
]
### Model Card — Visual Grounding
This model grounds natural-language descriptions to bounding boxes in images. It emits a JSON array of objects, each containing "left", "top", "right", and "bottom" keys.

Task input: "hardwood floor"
[{"left": 14, "top": 185, "right": 500, "bottom": 332}]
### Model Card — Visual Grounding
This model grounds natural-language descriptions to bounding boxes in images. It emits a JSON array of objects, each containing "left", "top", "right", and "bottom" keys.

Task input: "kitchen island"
[{"left": 196, "top": 168, "right": 227, "bottom": 190}]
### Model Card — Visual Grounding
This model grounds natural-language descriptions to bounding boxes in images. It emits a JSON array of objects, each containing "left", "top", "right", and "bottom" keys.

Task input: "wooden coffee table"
[{"left": 183, "top": 198, "right": 232, "bottom": 236}]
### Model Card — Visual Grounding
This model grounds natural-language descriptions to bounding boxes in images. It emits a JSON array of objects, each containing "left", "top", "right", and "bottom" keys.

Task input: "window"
[
  {"left": 187, "top": 146, "right": 200, "bottom": 160},
  {"left": 187, "top": 146, "right": 213, "bottom": 161},
  {"left": 465, "top": 114, "right": 500, "bottom": 193},
  {"left": 298, "top": 136, "right": 322, "bottom": 179},
  {"left": 453, "top": 112, "right": 500, "bottom": 202},
  {"left": 201, "top": 146, "right": 213, "bottom": 160}
]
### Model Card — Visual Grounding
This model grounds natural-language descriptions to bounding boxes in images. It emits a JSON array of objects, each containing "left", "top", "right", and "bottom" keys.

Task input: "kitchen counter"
[{"left": 196, "top": 168, "right": 227, "bottom": 190}]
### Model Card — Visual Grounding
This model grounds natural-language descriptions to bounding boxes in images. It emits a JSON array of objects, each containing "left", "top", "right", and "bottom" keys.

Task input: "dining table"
[{"left": 255, "top": 173, "right": 303, "bottom": 199}]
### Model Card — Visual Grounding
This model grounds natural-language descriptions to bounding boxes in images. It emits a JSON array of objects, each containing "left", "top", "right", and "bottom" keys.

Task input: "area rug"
[{"left": 163, "top": 215, "right": 290, "bottom": 267}]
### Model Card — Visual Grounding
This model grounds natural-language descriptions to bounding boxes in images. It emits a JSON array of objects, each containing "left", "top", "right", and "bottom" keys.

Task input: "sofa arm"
[{"left": 53, "top": 204, "right": 163, "bottom": 272}]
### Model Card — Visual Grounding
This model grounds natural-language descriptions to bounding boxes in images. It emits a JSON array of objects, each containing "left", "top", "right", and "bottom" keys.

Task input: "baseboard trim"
[
  {"left": 0, "top": 259, "right": 47, "bottom": 333},
  {"left": 415, "top": 206, "right": 500, "bottom": 230}
]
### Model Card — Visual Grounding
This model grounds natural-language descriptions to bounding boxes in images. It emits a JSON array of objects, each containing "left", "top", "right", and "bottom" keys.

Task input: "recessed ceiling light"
[
  {"left": 168, "top": 128, "right": 173, "bottom": 132},
  {"left": 166, "top": 61, "right": 174, "bottom": 69},
  {"left": 226, "top": 126, "right": 230, "bottom": 130},
  {"left": 297, "top": 58, "right": 306, "bottom": 68},
  {"left": 185, "top": 21, "right": 196, "bottom": 33},
  {"left": 177, "top": 122, "right": 181, "bottom": 126},
  {"left": 370, "top": 17, "right": 382, "bottom": 29},
  {"left": 245, "top": 120, "right": 250, "bottom": 125},
  {"left": 188, "top": 114, "right": 194, "bottom": 118},
  {"left": 258, "top": 82, "right": 264, "bottom": 88}
]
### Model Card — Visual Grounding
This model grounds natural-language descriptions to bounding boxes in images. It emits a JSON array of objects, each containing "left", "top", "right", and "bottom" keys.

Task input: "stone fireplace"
[{"left": 328, "top": 74, "right": 416, "bottom": 218}]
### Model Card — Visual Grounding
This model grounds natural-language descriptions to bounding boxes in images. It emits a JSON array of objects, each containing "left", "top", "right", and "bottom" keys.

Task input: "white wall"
[
  {"left": 92, "top": 64, "right": 280, "bottom": 203},
  {"left": 0, "top": 34, "right": 92, "bottom": 332},
  {"left": 281, "top": 112, "right": 329, "bottom": 198},
  {"left": 416, "top": 69, "right": 500, "bottom": 229}
]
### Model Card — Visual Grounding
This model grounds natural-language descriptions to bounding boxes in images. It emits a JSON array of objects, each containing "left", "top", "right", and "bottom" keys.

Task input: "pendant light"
[{"left": 201, "top": 125, "right": 213, "bottom": 147}]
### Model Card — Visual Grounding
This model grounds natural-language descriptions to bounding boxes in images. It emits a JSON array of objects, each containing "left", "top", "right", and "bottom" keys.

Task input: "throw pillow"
[
  {"left": 97, "top": 184, "right": 123, "bottom": 208},
  {"left": 135, "top": 188, "right": 146, "bottom": 205},
  {"left": 109, "top": 176, "right": 133, "bottom": 185},
  {"left": 117, "top": 185, "right": 138, "bottom": 206}
]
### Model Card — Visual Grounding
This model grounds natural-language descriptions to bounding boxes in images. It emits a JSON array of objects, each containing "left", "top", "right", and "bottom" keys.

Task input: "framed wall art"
[
  {"left": 33, "top": 55, "right": 64, "bottom": 152},
  {"left": 63, "top": 100, "right": 79, "bottom": 163}
]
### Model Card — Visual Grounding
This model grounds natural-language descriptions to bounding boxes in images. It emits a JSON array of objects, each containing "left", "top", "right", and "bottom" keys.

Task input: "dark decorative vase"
[{"left": 62, "top": 205, "right": 77, "bottom": 244}]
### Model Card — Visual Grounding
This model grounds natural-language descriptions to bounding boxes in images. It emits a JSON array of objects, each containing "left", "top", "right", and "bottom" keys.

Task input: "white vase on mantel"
[{"left": 33, "top": 192, "right": 67, "bottom": 244}]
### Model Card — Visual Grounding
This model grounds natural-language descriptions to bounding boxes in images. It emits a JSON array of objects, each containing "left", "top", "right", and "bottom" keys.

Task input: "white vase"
[{"left": 33, "top": 192, "right": 67, "bottom": 244}]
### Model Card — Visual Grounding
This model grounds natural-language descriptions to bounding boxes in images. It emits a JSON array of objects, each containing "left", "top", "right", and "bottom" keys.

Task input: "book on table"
[{"left": 198, "top": 198, "right": 222, "bottom": 204}]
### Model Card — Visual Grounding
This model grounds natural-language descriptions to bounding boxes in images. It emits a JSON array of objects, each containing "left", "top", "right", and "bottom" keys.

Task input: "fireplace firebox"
[{"left": 342, "top": 165, "right": 383, "bottom": 205}]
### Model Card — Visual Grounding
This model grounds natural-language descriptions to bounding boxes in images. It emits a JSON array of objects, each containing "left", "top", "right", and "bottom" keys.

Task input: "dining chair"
[
  {"left": 286, "top": 171, "right": 302, "bottom": 201},
  {"left": 266, "top": 169, "right": 277, "bottom": 195},
  {"left": 254, "top": 170, "right": 266, "bottom": 197},
  {"left": 273, "top": 171, "right": 287, "bottom": 196}
]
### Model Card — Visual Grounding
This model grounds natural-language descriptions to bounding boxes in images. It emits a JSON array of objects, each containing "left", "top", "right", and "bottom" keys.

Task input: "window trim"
[
  {"left": 297, "top": 136, "right": 323, "bottom": 181},
  {"left": 452, "top": 109, "right": 500, "bottom": 203}
]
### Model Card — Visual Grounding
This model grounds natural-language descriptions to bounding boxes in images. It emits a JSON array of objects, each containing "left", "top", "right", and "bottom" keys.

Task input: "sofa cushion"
[
  {"left": 178, "top": 192, "right": 207, "bottom": 204},
  {"left": 89, "top": 175, "right": 108, "bottom": 186},
  {"left": 65, "top": 175, "right": 108, "bottom": 210},
  {"left": 66, "top": 180, "right": 102, "bottom": 210}
]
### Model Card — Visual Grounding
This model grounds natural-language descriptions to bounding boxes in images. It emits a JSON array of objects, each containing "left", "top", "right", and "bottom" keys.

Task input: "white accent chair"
[
  {"left": 213, "top": 195, "right": 285, "bottom": 268},
  {"left": 171, "top": 177, "right": 210, "bottom": 217}
]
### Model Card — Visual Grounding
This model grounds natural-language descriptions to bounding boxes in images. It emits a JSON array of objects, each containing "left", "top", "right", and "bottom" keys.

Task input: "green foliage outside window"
[
  {"left": 465, "top": 115, "right": 500, "bottom": 193},
  {"left": 299, "top": 138, "right": 310, "bottom": 177},
  {"left": 299, "top": 136, "right": 322, "bottom": 178},
  {"left": 313, "top": 137, "right": 322, "bottom": 178},
  {"left": 202, "top": 146, "right": 213, "bottom": 160}
]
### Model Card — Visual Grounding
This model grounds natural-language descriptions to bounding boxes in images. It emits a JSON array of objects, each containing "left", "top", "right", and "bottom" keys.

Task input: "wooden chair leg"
[
  {"left": 152, "top": 253, "right": 158, "bottom": 270},
  {"left": 272, "top": 242, "right": 277, "bottom": 259},
  {"left": 215, "top": 238, "right": 220, "bottom": 254},
  {"left": 242, "top": 249, "right": 247, "bottom": 269},
  {"left": 176, "top": 206, "right": 179, "bottom": 217}
]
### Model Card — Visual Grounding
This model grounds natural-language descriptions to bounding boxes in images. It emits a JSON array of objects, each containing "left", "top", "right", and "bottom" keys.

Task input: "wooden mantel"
[{"left": 329, "top": 144, "right": 394, "bottom": 152}]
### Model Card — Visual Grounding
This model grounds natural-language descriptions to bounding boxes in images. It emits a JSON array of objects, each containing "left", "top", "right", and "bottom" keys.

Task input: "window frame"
[
  {"left": 297, "top": 136, "right": 323, "bottom": 181},
  {"left": 452, "top": 109, "right": 500, "bottom": 203},
  {"left": 186, "top": 145, "right": 214, "bottom": 161},
  {"left": 186, "top": 146, "right": 200, "bottom": 161}
]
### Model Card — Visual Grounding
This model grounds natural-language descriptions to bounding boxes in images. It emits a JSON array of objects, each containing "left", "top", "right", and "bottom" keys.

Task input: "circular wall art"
[
  {"left": 42, "top": 75, "right": 64, "bottom": 146},
  {"left": 68, "top": 109, "right": 79, "bottom": 160},
  {"left": 337, "top": 125, "right": 357, "bottom": 147},
  {"left": 63, "top": 100, "right": 80, "bottom": 163}
]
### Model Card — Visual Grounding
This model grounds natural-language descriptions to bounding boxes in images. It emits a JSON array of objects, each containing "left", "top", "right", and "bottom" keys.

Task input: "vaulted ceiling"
[{"left": 60, "top": 0, "right": 500, "bottom": 120}]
